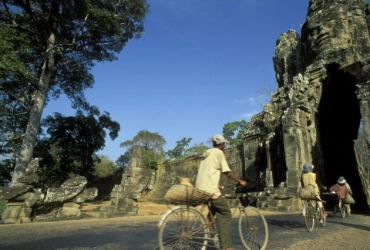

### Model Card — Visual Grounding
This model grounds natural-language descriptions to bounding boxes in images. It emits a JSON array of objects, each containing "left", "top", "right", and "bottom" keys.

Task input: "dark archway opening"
[
  {"left": 270, "top": 127, "right": 288, "bottom": 187},
  {"left": 317, "top": 64, "right": 368, "bottom": 212}
]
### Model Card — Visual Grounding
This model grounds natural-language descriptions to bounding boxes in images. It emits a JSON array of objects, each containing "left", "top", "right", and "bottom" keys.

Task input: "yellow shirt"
[
  {"left": 302, "top": 172, "right": 319, "bottom": 194},
  {"left": 195, "top": 148, "right": 231, "bottom": 198}
]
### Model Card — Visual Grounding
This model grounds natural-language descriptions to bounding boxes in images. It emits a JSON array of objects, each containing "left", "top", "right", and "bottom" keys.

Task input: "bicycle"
[
  {"left": 332, "top": 192, "right": 350, "bottom": 218},
  {"left": 158, "top": 185, "right": 269, "bottom": 250},
  {"left": 322, "top": 191, "right": 350, "bottom": 218},
  {"left": 302, "top": 198, "right": 326, "bottom": 232}
]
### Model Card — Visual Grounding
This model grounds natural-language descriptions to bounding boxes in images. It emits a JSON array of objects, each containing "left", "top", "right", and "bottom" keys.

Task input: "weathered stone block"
[
  {"left": 63, "top": 202, "right": 80, "bottom": 208},
  {"left": 73, "top": 188, "right": 98, "bottom": 203},
  {"left": 19, "top": 207, "right": 33, "bottom": 218},
  {"left": 0, "top": 186, "right": 33, "bottom": 200},
  {"left": 57, "top": 206, "right": 81, "bottom": 218},
  {"left": 61, "top": 175, "right": 87, "bottom": 188}
]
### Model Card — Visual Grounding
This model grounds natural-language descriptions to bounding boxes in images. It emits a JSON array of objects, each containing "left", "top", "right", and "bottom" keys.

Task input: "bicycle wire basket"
[{"left": 164, "top": 184, "right": 213, "bottom": 205}]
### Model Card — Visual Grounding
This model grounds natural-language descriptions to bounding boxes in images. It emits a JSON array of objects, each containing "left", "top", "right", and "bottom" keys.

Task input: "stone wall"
[{"left": 148, "top": 145, "right": 245, "bottom": 203}]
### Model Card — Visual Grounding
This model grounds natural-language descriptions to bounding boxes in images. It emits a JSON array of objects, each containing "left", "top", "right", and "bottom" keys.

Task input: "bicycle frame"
[
  {"left": 334, "top": 198, "right": 348, "bottom": 218},
  {"left": 199, "top": 189, "right": 249, "bottom": 237},
  {"left": 191, "top": 190, "right": 247, "bottom": 243},
  {"left": 303, "top": 199, "right": 326, "bottom": 232}
]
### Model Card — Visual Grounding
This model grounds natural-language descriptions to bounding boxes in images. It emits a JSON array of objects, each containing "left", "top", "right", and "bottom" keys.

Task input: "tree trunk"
[{"left": 10, "top": 34, "right": 56, "bottom": 186}]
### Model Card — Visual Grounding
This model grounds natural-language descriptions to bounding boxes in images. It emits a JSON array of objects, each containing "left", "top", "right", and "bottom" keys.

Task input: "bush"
[{"left": 0, "top": 200, "right": 6, "bottom": 217}]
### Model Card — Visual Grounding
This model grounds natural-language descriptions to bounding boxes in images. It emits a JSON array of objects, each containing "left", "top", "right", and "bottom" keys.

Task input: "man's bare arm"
[{"left": 224, "top": 171, "right": 247, "bottom": 186}]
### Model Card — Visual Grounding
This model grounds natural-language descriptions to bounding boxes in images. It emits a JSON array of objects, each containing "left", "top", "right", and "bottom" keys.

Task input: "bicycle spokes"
[
  {"left": 158, "top": 206, "right": 212, "bottom": 250},
  {"left": 239, "top": 207, "right": 268, "bottom": 250}
]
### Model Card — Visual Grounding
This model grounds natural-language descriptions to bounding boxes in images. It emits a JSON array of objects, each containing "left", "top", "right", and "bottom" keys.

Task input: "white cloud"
[
  {"left": 234, "top": 94, "right": 266, "bottom": 105},
  {"left": 242, "top": 112, "right": 257, "bottom": 118},
  {"left": 234, "top": 98, "right": 247, "bottom": 104},
  {"left": 241, "top": 110, "right": 260, "bottom": 121}
]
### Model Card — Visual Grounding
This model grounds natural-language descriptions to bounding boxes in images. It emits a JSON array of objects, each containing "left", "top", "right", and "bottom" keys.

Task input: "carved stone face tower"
[{"left": 244, "top": 0, "right": 370, "bottom": 211}]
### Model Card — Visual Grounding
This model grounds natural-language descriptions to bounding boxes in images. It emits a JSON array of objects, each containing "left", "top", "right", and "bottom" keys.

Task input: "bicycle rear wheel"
[
  {"left": 158, "top": 205, "right": 210, "bottom": 250},
  {"left": 238, "top": 206, "right": 268, "bottom": 250},
  {"left": 320, "top": 206, "right": 326, "bottom": 227},
  {"left": 304, "top": 201, "right": 315, "bottom": 232}
]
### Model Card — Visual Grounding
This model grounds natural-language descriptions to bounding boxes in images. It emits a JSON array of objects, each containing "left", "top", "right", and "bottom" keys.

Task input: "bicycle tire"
[
  {"left": 238, "top": 206, "right": 269, "bottom": 250},
  {"left": 304, "top": 201, "right": 315, "bottom": 232},
  {"left": 320, "top": 206, "right": 326, "bottom": 227},
  {"left": 158, "top": 205, "right": 211, "bottom": 250},
  {"left": 340, "top": 203, "right": 346, "bottom": 218}
]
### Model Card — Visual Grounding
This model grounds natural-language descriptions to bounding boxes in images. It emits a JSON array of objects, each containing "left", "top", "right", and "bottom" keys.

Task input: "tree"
[
  {"left": 120, "top": 130, "right": 166, "bottom": 169},
  {"left": 116, "top": 151, "right": 131, "bottom": 168},
  {"left": 185, "top": 143, "right": 209, "bottom": 156},
  {"left": 166, "top": 137, "right": 192, "bottom": 159},
  {"left": 34, "top": 109, "right": 120, "bottom": 186},
  {"left": 0, "top": 23, "right": 38, "bottom": 185},
  {"left": 0, "top": 0, "right": 149, "bottom": 185},
  {"left": 94, "top": 155, "right": 118, "bottom": 178},
  {"left": 222, "top": 120, "right": 249, "bottom": 147}
]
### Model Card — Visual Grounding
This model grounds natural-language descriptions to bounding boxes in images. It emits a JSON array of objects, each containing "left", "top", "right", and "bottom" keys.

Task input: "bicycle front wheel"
[
  {"left": 320, "top": 206, "right": 326, "bottom": 227},
  {"left": 304, "top": 201, "right": 315, "bottom": 232},
  {"left": 238, "top": 206, "right": 268, "bottom": 250},
  {"left": 340, "top": 203, "right": 346, "bottom": 218},
  {"left": 158, "top": 205, "right": 210, "bottom": 250}
]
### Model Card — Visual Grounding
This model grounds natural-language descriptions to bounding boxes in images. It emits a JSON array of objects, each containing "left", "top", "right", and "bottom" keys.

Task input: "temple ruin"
[
  {"left": 239, "top": 0, "right": 370, "bottom": 212},
  {"left": 150, "top": 0, "right": 370, "bottom": 213},
  {"left": 2, "top": 0, "right": 370, "bottom": 222}
]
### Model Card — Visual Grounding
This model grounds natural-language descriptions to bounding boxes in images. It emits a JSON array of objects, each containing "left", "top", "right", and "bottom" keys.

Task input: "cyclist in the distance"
[
  {"left": 329, "top": 176, "right": 352, "bottom": 216},
  {"left": 195, "top": 134, "right": 247, "bottom": 250},
  {"left": 301, "top": 163, "right": 327, "bottom": 219}
]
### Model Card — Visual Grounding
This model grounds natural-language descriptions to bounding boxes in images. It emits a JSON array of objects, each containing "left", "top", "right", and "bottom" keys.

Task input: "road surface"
[{"left": 0, "top": 211, "right": 369, "bottom": 249}]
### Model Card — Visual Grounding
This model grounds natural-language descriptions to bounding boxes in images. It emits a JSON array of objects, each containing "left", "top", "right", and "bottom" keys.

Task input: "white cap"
[{"left": 212, "top": 134, "right": 228, "bottom": 144}]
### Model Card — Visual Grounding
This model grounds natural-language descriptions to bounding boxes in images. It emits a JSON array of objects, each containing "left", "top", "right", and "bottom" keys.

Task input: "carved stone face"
[{"left": 304, "top": 8, "right": 351, "bottom": 57}]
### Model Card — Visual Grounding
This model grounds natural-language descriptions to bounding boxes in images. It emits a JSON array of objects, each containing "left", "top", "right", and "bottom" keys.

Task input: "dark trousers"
[{"left": 210, "top": 196, "right": 232, "bottom": 248}]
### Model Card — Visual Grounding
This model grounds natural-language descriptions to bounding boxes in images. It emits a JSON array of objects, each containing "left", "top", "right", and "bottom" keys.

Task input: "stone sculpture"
[
  {"left": 99, "top": 146, "right": 155, "bottom": 218},
  {"left": 0, "top": 158, "right": 97, "bottom": 223}
]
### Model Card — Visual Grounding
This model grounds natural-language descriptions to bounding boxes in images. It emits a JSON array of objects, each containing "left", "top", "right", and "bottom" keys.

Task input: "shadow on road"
[{"left": 328, "top": 216, "right": 370, "bottom": 232}]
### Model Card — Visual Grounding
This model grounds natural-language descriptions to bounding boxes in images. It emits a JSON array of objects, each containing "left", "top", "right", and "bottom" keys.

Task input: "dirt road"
[{"left": 0, "top": 202, "right": 369, "bottom": 249}]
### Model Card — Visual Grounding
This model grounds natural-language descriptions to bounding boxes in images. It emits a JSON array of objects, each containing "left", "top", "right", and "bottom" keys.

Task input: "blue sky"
[{"left": 43, "top": 0, "right": 310, "bottom": 162}]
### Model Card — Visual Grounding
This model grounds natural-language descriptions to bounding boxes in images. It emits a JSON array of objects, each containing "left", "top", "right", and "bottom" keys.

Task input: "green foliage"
[
  {"left": 34, "top": 110, "right": 120, "bottom": 188},
  {"left": 0, "top": 159, "right": 15, "bottom": 186},
  {"left": 222, "top": 120, "right": 249, "bottom": 147},
  {"left": 0, "top": 24, "right": 36, "bottom": 82},
  {"left": 94, "top": 156, "right": 118, "bottom": 178},
  {"left": 116, "top": 151, "right": 131, "bottom": 168},
  {"left": 0, "top": 200, "right": 6, "bottom": 217},
  {"left": 166, "top": 139, "right": 210, "bottom": 159},
  {"left": 358, "top": 0, "right": 369, "bottom": 9},
  {"left": 0, "top": 24, "right": 32, "bottom": 180},
  {"left": 143, "top": 149, "right": 162, "bottom": 169},
  {"left": 0, "top": 0, "right": 149, "bottom": 182},
  {"left": 166, "top": 137, "right": 192, "bottom": 159},
  {"left": 185, "top": 143, "right": 209, "bottom": 156},
  {"left": 120, "top": 130, "right": 166, "bottom": 169},
  {"left": 121, "top": 130, "right": 166, "bottom": 153}
]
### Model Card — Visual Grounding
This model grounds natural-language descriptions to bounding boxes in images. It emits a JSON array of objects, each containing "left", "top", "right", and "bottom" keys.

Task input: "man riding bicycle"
[
  {"left": 195, "top": 134, "right": 247, "bottom": 250},
  {"left": 329, "top": 176, "right": 351, "bottom": 216}
]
